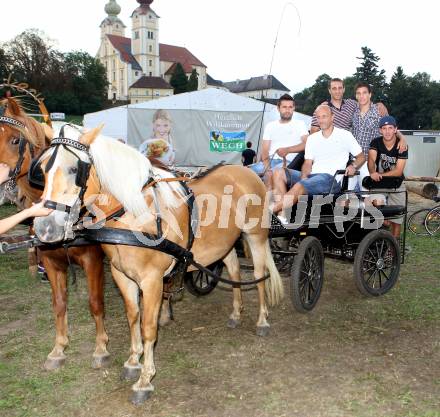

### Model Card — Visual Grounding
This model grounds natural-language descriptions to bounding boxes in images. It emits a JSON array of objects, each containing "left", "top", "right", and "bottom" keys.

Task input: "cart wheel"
[
  {"left": 425, "top": 206, "right": 440, "bottom": 236},
  {"left": 407, "top": 208, "right": 430, "bottom": 235},
  {"left": 290, "top": 236, "right": 324, "bottom": 313},
  {"left": 184, "top": 261, "right": 222, "bottom": 296},
  {"left": 353, "top": 230, "right": 400, "bottom": 297}
]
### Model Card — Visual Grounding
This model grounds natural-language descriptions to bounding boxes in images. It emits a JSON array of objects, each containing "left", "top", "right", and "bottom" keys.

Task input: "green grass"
[{"left": 0, "top": 201, "right": 439, "bottom": 417}]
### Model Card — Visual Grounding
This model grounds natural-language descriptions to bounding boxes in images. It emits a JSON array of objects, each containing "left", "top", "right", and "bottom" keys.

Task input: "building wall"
[
  {"left": 131, "top": 11, "right": 160, "bottom": 77},
  {"left": 129, "top": 87, "right": 173, "bottom": 104},
  {"left": 235, "top": 89, "right": 290, "bottom": 100}
]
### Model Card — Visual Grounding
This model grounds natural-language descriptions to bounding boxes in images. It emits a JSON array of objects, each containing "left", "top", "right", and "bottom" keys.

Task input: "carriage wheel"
[
  {"left": 425, "top": 206, "right": 440, "bottom": 236},
  {"left": 407, "top": 208, "right": 431, "bottom": 235},
  {"left": 184, "top": 261, "right": 223, "bottom": 296},
  {"left": 290, "top": 236, "right": 324, "bottom": 313},
  {"left": 353, "top": 230, "right": 400, "bottom": 297}
]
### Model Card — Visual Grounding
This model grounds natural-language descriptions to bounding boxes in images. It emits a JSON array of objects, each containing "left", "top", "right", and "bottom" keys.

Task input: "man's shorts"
[
  {"left": 285, "top": 170, "right": 341, "bottom": 195},
  {"left": 368, "top": 185, "right": 406, "bottom": 225},
  {"left": 249, "top": 159, "right": 284, "bottom": 176}
]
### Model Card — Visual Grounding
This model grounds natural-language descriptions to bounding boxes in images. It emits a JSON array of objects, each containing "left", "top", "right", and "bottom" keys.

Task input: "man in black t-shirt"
[
  {"left": 241, "top": 141, "right": 257, "bottom": 166},
  {"left": 368, "top": 116, "right": 408, "bottom": 238}
]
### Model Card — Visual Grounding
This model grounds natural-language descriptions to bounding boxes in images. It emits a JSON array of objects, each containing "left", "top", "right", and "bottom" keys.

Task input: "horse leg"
[
  {"left": 244, "top": 235, "right": 271, "bottom": 336},
  {"left": 131, "top": 273, "right": 163, "bottom": 405},
  {"left": 111, "top": 265, "right": 143, "bottom": 381},
  {"left": 158, "top": 282, "right": 173, "bottom": 327},
  {"left": 43, "top": 261, "right": 69, "bottom": 370},
  {"left": 222, "top": 248, "right": 243, "bottom": 329},
  {"left": 82, "top": 252, "right": 110, "bottom": 369}
]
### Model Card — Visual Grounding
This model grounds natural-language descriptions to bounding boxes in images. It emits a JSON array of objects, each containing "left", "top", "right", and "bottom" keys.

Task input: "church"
[{"left": 98, "top": 0, "right": 208, "bottom": 103}]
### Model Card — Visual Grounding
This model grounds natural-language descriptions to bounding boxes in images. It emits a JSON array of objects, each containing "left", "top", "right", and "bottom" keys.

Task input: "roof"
[
  {"left": 164, "top": 62, "right": 195, "bottom": 75},
  {"left": 206, "top": 74, "right": 224, "bottom": 87},
  {"left": 159, "top": 43, "right": 206, "bottom": 68},
  {"left": 107, "top": 35, "right": 142, "bottom": 71},
  {"left": 106, "top": 35, "right": 206, "bottom": 72},
  {"left": 129, "top": 76, "right": 172, "bottom": 89},
  {"left": 223, "top": 75, "right": 290, "bottom": 93}
]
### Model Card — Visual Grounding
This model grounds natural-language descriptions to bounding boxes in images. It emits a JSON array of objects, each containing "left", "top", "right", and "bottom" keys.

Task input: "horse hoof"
[
  {"left": 227, "top": 318, "right": 240, "bottom": 329},
  {"left": 92, "top": 354, "right": 111, "bottom": 369},
  {"left": 44, "top": 356, "right": 66, "bottom": 370},
  {"left": 256, "top": 325, "right": 270, "bottom": 337},
  {"left": 131, "top": 389, "right": 153, "bottom": 405},
  {"left": 121, "top": 365, "right": 142, "bottom": 381}
]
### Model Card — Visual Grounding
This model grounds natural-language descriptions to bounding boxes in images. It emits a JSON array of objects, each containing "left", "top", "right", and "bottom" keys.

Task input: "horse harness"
[
  {"left": 29, "top": 133, "right": 269, "bottom": 288},
  {"left": 0, "top": 115, "right": 36, "bottom": 192}
]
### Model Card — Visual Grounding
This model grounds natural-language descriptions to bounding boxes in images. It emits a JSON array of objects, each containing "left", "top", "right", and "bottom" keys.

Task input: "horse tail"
[{"left": 264, "top": 240, "right": 284, "bottom": 306}]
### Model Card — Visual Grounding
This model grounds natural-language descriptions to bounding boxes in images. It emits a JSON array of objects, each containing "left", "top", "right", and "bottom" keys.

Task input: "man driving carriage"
[
  {"left": 271, "top": 104, "right": 366, "bottom": 223},
  {"left": 249, "top": 94, "right": 309, "bottom": 188}
]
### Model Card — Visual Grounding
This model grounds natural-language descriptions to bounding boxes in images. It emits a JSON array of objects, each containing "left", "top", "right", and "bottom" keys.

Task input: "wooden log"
[
  {"left": 405, "top": 176, "right": 440, "bottom": 182},
  {"left": 405, "top": 181, "right": 439, "bottom": 200}
]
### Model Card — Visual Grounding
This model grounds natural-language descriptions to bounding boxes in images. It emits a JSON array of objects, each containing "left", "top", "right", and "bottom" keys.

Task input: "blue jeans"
[
  {"left": 285, "top": 170, "right": 341, "bottom": 195},
  {"left": 248, "top": 159, "right": 284, "bottom": 176}
]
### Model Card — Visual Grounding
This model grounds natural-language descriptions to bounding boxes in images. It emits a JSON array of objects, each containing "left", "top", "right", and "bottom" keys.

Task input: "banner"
[{"left": 209, "top": 131, "right": 246, "bottom": 153}]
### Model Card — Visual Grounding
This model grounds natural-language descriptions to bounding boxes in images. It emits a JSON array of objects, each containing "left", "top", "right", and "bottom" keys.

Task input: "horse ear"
[
  {"left": 80, "top": 124, "right": 104, "bottom": 146},
  {"left": 41, "top": 123, "right": 54, "bottom": 141}
]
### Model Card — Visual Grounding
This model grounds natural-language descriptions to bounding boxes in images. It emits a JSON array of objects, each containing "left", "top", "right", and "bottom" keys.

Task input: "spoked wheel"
[
  {"left": 407, "top": 208, "right": 431, "bottom": 235},
  {"left": 290, "top": 236, "right": 324, "bottom": 313},
  {"left": 184, "top": 261, "right": 223, "bottom": 296},
  {"left": 425, "top": 206, "right": 440, "bottom": 236},
  {"left": 353, "top": 230, "right": 400, "bottom": 297}
]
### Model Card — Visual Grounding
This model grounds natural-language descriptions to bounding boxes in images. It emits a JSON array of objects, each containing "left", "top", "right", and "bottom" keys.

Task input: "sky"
[{"left": 1, "top": 0, "right": 438, "bottom": 94}]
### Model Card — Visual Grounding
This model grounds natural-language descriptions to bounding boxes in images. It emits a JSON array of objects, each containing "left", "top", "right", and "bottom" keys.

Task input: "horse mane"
[
  {"left": 1, "top": 97, "right": 49, "bottom": 149},
  {"left": 190, "top": 161, "right": 226, "bottom": 181},
  {"left": 90, "top": 136, "right": 185, "bottom": 218}
]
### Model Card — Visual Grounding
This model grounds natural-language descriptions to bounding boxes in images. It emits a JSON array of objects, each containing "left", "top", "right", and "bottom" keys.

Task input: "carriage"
[{"left": 184, "top": 170, "right": 407, "bottom": 314}]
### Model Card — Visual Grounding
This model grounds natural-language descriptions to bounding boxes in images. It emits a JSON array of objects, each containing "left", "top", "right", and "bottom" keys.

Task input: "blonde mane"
[{"left": 90, "top": 135, "right": 185, "bottom": 217}]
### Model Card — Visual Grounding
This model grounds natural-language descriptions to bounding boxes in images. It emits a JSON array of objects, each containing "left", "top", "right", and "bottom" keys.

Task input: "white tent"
[{"left": 84, "top": 88, "right": 312, "bottom": 166}]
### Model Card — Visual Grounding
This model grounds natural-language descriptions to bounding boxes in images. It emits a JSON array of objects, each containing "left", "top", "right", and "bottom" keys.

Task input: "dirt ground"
[{"left": 0, "top": 193, "right": 439, "bottom": 417}]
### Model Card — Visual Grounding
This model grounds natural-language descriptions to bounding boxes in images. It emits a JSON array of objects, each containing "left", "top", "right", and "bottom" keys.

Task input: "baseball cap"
[{"left": 379, "top": 115, "right": 397, "bottom": 128}]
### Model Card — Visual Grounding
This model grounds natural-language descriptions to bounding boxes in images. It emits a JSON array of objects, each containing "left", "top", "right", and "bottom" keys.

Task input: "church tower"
[
  {"left": 100, "top": 0, "right": 126, "bottom": 39},
  {"left": 131, "top": 0, "right": 160, "bottom": 77}
]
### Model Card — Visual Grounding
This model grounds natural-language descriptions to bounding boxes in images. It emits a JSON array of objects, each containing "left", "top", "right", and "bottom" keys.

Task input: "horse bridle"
[
  {"left": 41, "top": 135, "right": 92, "bottom": 214},
  {"left": 0, "top": 115, "right": 35, "bottom": 192}
]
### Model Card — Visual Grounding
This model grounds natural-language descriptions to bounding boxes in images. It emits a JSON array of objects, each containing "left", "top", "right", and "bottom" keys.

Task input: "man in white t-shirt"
[
  {"left": 272, "top": 105, "right": 366, "bottom": 217},
  {"left": 249, "top": 94, "right": 308, "bottom": 187}
]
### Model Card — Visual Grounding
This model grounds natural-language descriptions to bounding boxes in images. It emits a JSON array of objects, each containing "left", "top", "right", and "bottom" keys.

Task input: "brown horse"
[
  {"left": 33, "top": 126, "right": 284, "bottom": 404},
  {"left": 0, "top": 98, "right": 110, "bottom": 369}
]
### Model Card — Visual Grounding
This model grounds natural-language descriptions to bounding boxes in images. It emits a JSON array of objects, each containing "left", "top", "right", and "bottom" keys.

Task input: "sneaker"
[
  {"left": 37, "top": 263, "right": 46, "bottom": 275},
  {"left": 40, "top": 273, "right": 50, "bottom": 283}
]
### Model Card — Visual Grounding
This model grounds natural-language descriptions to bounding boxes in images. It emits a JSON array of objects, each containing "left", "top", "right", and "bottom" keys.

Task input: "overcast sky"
[{"left": 2, "top": 0, "right": 438, "bottom": 94}]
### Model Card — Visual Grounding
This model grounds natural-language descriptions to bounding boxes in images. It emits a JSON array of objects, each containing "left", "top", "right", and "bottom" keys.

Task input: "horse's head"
[
  {"left": 33, "top": 125, "right": 102, "bottom": 243},
  {"left": 0, "top": 98, "right": 50, "bottom": 190}
]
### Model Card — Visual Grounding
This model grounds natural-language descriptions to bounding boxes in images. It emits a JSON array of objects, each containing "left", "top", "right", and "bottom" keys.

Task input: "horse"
[
  {"left": 32, "top": 125, "right": 284, "bottom": 404},
  {"left": 0, "top": 98, "right": 110, "bottom": 370}
]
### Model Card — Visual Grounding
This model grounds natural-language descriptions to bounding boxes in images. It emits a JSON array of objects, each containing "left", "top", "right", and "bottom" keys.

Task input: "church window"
[
  {"left": 149, "top": 60, "right": 153, "bottom": 67},
  {"left": 112, "top": 59, "right": 115, "bottom": 70},
  {"left": 135, "top": 31, "right": 139, "bottom": 39},
  {"left": 149, "top": 72, "right": 152, "bottom": 76},
  {"left": 147, "top": 31, "right": 154, "bottom": 40},
  {"left": 120, "top": 69, "right": 124, "bottom": 79},
  {"left": 149, "top": 45, "right": 153, "bottom": 53},
  {"left": 116, "top": 24, "right": 119, "bottom": 28},
  {"left": 113, "top": 72, "right": 116, "bottom": 82},
  {"left": 149, "top": 15, "right": 152, "bottom": 19},
  {"left": 135, "top": 71, "right": 139, "bottom": 76}
]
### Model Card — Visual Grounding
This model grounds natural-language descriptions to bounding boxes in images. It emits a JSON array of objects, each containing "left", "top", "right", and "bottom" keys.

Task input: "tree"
[
  {"left": 293, "top": 73, "right": 331, "bottom": 115},
  {"left": 387, "top": 66, "right": 411, "bottom": 127},
  {"left": 353, "top": 46, "right": 387, "bottom": 102},
  {"left": 170, "top": 63, "right": 188, "bottom": 94},
  {"left": 64, "top": 51, "right": 108, "bottom": 114},
  {"left": 187, "top": 68, "right": 198, "bottom": 92},
  {"left": 2, "top": 29, "right": 65, "bottom": 94},
  {"left": 0, "top": 48, "right": 11, "bottom": 82}
]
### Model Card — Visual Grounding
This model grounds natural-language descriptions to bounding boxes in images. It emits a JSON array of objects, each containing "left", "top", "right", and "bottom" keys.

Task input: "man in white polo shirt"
[
  {"left": 272, "top": 105, "right": 366, "bottom": 218},
  {"left": 249, "top": 94, "right": 308, "bottom": 187}
]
